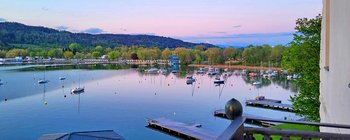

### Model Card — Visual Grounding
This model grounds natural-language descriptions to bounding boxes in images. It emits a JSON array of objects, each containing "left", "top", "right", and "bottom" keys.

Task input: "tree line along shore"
[{"left": 0, "top": 43, "right": 287, "bottom": 68}]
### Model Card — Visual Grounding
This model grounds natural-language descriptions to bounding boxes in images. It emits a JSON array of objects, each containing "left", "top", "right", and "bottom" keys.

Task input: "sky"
[{"left": 0, "top": 0, "right": 322, "bottom": 46}]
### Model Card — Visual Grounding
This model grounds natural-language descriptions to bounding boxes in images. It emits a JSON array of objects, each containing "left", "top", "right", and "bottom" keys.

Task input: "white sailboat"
[
  {"left": 71, "top": 87, "right": 84, "bottom": 93},
  {"left": 71, "top": 72, "right": 84, "bottom": 93},
  {"left": 38, "top": 67, "right": 49, "bottom": 84}
]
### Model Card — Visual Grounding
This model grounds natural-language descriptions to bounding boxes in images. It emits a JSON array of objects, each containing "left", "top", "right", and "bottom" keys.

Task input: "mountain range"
[{"left": 0, "top": 22, "right": 216, "bottom": 49}]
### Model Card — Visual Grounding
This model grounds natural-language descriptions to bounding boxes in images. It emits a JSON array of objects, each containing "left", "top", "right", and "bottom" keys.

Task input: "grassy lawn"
[{"left": 253, "top": 123, "right": 319, "bottom": 140}]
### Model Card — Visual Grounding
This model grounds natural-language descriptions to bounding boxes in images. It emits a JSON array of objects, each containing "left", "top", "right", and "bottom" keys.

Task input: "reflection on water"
[
  {"left": 0, "top": 64, "right": 298, "bottom": 140},
  {"left": 242, "top": 74, "right": 298, "bottom": 93}
]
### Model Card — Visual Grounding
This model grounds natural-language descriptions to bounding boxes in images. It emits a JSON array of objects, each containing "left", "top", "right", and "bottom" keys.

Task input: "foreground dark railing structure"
[
  {"left": 147, "top": 98, "right": 350, "bottom": 140},
  {"left": 218, "top": 98, "right": 350, "bottom": 140}
]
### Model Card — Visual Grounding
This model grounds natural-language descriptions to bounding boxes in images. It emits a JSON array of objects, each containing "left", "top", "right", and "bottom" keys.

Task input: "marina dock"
[
  {"left": 258, "top": 98, "right": 282, "bottom": 103},
  {"left": 38, "top": 130, "right": 125, "bottom": 140},
  {"left": 214, "top": 109, "right": 279, "bottom": 127},
  {"left": 245, "top": 99, "right": 293, "bottom": 111},
  {"left": 147, "top": 118, "right": 218, "bottom": 140}
]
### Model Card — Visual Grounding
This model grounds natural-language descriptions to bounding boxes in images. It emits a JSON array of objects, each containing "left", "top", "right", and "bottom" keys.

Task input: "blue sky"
[{"left": 0, "top": 0, "right": 322, "bottom": 46}]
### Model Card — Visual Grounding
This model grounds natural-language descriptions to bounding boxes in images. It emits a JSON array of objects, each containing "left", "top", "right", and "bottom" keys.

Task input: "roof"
[{"left": 38, "top": 130, "right": 124, "bottom": 140}]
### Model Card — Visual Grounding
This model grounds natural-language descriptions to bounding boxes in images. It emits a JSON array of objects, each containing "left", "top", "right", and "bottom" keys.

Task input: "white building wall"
[{"left": 320, "top": 0, "right": 350, "bottom": 133}]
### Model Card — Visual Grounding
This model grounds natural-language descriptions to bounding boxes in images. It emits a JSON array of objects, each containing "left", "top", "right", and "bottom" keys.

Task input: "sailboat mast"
[
  {"left": 44, "top": 66, "right": 46, "bottom": 80},
  {"left": 78, "top": 71, "right": 81, "bottom": 88}
]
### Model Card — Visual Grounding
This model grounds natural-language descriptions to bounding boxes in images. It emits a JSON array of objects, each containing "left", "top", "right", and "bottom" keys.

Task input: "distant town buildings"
[
  {"left": 169, "top": 55, "right": 179, "bottom": 66},
  {"left": 0, "top": 56, "right": 23, "bottom": 64}
]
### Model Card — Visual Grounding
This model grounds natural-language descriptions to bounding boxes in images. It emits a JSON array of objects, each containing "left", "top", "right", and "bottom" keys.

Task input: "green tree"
[
  {"left": 29, "top": 52, "right": 36, "bottom": 58},
  {"left": 223, "top": 47, "right": 236, "bottom": 60},
  {"left": 47, "top": 49, "right": 63, "bottom": 58},
  {"left": 39, "top": 51, "right": 48, "bottom": 58},
  {"left": 69, "top": 43, "right": 80, "bottom": 54},
  {"left": 136, "top": 47, "right": 147, "bottom": 60},
  {"left": 105, "top": 47, "right": 113, "bottom": 54},
  {"left": 0, "top": 50, "right": 7, "bottom": 58},
  {"left": 269, "top": 45, "right": 286, "bottom": 66},
  {"left": 95, "top": 46, "right": 105, "bottom": 54},
  {"left": 174, "top": 47, "right": 189, "bottom": 65},
  {"left": 85, "top": 53, "right": 93, "bottom": 59},
  {"left": 205, "top": 48, "right": 221, "bottom": 64},
  {"left": 92, "top": 51, "right": 101, "bottom": 59},
  {"left": 149, "top": 47, "right": 161, "bottom": 60},
  {"left": 108, "top": 51, "right": 120, "bottom": 60},
  {"left": 6, "top": 49, "right": 28, "bottom": 58},
  {"left": 193, "top": 49, "right": 202, "bottom": 64},
  {"left": 261, "top": 44, "right": 272, "bottom": 62},
  {"left": 242, "top": 45, "right": 272, "bottom": 66},
  {"left": 119, "top": 46, "right": 130, "bottom": 59},
  {"left": 185, "top": 50, "right": 194, "bottom": 64},
  {"left": 282, "top": 15, "right": 322, "bottom": 121},
  {"left": 161, "top": 48, "right": 172, "bottom": 59},
  {"left": 63, "top": 51, "right": 74, "bottom": 59},
  {"left": 74, "top": 52, "right": 85, "bottom": 60}
]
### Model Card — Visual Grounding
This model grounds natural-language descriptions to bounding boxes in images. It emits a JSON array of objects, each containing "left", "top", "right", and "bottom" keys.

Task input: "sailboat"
[
  {"left": 71, "top": 86, "right": 84, "bottom": 93},
  {"left": 59, "top": 77, "right": 66, "bottom": 80},
  {"left": 38, "top": 66, "right": 49, "bottom": 84},
  {"left": 71, "top": 71, "right": 84, "bottom": 94}
]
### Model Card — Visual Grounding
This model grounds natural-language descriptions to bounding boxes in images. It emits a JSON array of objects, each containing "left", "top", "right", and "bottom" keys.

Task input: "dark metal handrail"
[
  {"left": 245, "top": 127, "right": 350, "bottom": 140},
  {"left": 246, "top": 116, "right": 350, "bottom": 129},
  {"left": 218, "top": 98, "right": 350, "bottom": 140},
  {"left": 147, "top": 98, "right": 350, "bottom": 140}
]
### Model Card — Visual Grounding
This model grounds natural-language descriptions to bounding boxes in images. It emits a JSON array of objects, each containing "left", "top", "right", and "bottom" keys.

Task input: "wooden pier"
[
  {"left": 214, "top": 109, "right": 279, "bottom": 127},
  {"left": 245, "top": 99, "right": 293, "bottom": 112},
  {"left": 258, "top": 98, "right": 282, "bottom": 103},
  {"left": 147, "top": 118, "right": 218, "bottom": 140}
]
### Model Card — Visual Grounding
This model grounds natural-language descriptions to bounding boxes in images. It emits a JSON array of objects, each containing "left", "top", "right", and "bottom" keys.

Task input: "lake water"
[{"left": 0, "top": 64, "right": 298, "bottom": 140}]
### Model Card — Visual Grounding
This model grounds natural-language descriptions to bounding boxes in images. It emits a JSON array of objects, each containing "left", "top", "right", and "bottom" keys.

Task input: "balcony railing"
[{"left": 218, "top": 98, "right": 350, "bottom": 140}]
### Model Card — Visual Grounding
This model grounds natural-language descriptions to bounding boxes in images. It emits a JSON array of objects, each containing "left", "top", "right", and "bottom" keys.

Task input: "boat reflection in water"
[{"left": 186, "top": 75, "right": 196, "bottom": 85}]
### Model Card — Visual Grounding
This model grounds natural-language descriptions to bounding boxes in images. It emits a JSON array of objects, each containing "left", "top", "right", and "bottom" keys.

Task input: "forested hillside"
[{"left": 0, "top": 22, "right": 215, "bottom": 49}]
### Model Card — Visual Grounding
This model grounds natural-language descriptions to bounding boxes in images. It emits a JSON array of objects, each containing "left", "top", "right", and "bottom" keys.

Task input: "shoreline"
[{"left": 188, "top": 64, "right": 282, "bottom": 71}]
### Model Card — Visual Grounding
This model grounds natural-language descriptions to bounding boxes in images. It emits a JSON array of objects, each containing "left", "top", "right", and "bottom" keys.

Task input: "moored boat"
[
  {"left": 71, "top": 87, "right": 84, "bottom": 93},
  {"left": 38, "top": 80, "right": 49, "bottom": 84}
]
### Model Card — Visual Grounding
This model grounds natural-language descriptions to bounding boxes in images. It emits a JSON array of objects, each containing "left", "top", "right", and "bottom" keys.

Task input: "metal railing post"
[{"left": 217, "top": 98, "right": 246, "bottom": 140}]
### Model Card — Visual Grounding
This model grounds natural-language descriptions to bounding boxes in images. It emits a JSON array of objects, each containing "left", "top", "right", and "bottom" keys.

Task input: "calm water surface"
[{"left": 0, "top": 64, "right": 298, "bottom": 140}]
